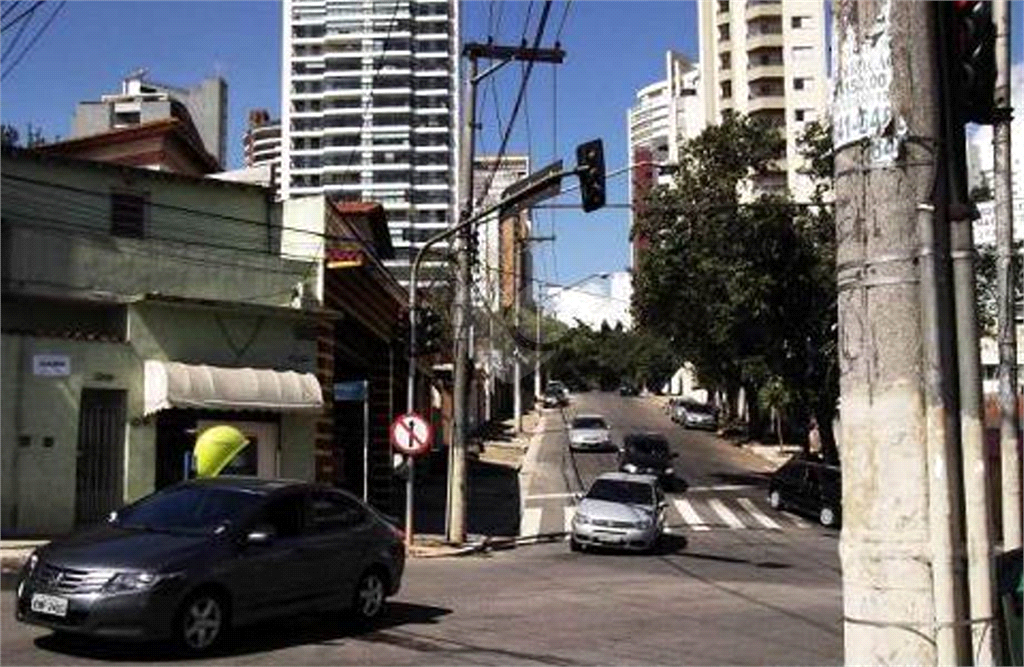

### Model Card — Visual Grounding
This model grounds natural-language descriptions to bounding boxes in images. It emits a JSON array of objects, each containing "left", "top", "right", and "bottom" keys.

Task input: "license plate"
[{"left": 31, "top": 593, "right": 68, "bottom": 617}]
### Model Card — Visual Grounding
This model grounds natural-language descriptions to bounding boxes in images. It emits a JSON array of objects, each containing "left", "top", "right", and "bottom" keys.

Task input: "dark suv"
[
  {"left": 767, "top": 456, "right": 842, "bottom": 527},
  {"left": 16, "top": 477, "right": 405, "bottom": 654},
  {"left": 618, "top": 433, "right": 678, "bottom": 488}
]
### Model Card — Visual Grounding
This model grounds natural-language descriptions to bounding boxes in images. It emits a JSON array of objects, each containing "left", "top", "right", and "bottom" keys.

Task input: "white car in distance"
[{"left": 568, "top": 414, "right": 613, "bottom": 452}]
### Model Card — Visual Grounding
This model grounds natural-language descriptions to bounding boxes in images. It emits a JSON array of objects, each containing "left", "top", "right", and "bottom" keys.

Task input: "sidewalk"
[
  {"left": 404, "top": 409, "right": 545, "bottom": 558},
  {"left": 0, "top": 411, "right": 548, "bottom": 568}
]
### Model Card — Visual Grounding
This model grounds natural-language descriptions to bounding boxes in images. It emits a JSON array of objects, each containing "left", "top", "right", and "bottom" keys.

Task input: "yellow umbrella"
[{"left": 194, "top": 425, "right": 250, "bottom": 478}]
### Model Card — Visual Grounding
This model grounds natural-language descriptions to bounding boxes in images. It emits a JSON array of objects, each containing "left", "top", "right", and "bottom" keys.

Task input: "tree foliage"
[{"left": 631, "top": 112, "right": 838, "bottom": 455}]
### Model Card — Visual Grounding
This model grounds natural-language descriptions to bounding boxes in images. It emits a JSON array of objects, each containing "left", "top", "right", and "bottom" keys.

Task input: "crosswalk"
[{"left": 519, "top": 493, "right": 815, "bottom": 538}]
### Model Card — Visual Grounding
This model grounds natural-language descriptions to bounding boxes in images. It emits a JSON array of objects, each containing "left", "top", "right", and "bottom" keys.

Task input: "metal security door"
[{"left": 75, "top": 389, "right": 126, "bottom": 526}]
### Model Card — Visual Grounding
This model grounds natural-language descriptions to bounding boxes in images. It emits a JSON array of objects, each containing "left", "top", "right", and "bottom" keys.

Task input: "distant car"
[
  {"left": 546, "top": 381, "right": 570, "bottom": 404},
  {"left": 674, "top": 400, "right": 718, "bottom": 430},
  {"left": 618, "top": 384, "right": 639, "bottom": 396},
  {"left": 570, "top": 472, "right": 667, "bottom": 553},
  {"left": 618, "top": 433, "right": 678, "bottom": 488},
  {"left": 15, "top": 477, "right": 405, "bottom": 654},
  {"left": 542, "top": 389, "right": 566, "bottom": 409},
  {"left": 569, "top": 415, "right": 613, "bottom": 451},
  {"left": 768, "top": 456, "right": 842, "bottom": 527}
]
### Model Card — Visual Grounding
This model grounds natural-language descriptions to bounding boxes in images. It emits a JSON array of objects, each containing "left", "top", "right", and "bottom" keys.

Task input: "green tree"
[{"left": 632, "top": 112, "right": 839, "bottom": 457}]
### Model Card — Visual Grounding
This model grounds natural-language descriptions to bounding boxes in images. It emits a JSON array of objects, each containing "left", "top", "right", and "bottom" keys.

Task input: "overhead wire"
[
  {"left": 2, "top": 0, "right": 64, "bottom": 80},
  {"left": 0, "top": 0, "right": 40, "bottom": 32},
  {"left": 1, "top": 1, "right": 22, "bottom": 21},
  {"left": 1, "top": 0, "right": 33, "bottom": 61}
]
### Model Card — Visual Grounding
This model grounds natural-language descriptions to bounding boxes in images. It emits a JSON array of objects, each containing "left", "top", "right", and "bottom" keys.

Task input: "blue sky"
[{"left": 1, "top": 1, "right": 1021, "bottom": 289}]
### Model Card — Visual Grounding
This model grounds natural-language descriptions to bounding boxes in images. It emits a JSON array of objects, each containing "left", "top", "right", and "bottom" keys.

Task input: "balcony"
[
  {"left": 747, "top": 63, "right": 785, "bottom": 81},
  {"left": 746, "top": 93, "right": 786, "bottom": 113},
  {"left": 745, "top": 2, "right": 782, "bottom": 21},
  {"left": 746, "top": 31, "right": 783, "bottom": 50}
]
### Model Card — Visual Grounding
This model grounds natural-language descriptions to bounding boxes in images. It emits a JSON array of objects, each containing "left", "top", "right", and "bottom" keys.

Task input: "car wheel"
[
  {"left": 819, "top": 506, "right": 837, "bottom": 528},
  {"left": 570, "top": 537, "right": 582, "bottom": 552},
  {"left": 176, "top": 590, "right": 227, "bottom": 654},
  {"left": 768, "top": 490, "right": 782, "bottom": 510},
  {"left": 352, "top": 569, "right": 388, "bottom": 624}
]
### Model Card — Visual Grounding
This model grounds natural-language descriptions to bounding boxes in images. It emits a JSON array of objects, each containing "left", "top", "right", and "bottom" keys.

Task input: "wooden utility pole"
[{"left": 833, "top": 2, "right": 954, "bottom": 664}]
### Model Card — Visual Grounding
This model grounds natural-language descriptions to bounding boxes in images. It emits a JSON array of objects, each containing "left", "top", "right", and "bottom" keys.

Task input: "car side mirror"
[
  {"left": 245, "top": 525, "right": 276, "bottom": 546},
  {"left": 573, "top": 492, "right": 584, "bottom": 501}
]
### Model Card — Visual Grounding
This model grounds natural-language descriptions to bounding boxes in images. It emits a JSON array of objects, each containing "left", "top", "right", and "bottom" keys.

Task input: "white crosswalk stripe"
[
  {"left": 737, "top": 497, "right": 783, "bottom": 530},
  {"left": 708, "top": 498, "right": 747, "bottom": 529},
  {"left": 673, "top": 498, "right": 710, "bottom": 531},
  {"left": 520, "top": 507, "right": 542, "bottom": 538},
  {"left": 520, "top": 495, "right": 815, "bottom": 537}
]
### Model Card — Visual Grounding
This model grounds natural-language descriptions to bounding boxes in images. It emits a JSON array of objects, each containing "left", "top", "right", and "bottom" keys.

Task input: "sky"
[{"left": 1, "top": 1, "right": 1021, "bottom": 290}]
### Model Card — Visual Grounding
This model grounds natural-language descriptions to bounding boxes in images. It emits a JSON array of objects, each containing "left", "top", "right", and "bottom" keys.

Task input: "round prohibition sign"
[{"left": 390, "top": 413, "right": 433, "bottom": 456}]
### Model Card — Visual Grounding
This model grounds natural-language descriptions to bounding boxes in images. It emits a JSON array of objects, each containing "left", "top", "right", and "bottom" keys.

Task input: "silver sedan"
[
  {"left": 568, "top": 414, "right": 613, "bottom": 451},
  {"left": 570, "top": 472, "right": 667, "bottom": 552}
]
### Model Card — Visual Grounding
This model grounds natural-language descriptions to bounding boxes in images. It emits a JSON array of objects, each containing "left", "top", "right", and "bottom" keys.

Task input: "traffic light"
[
  {"left": 415, "top": 306, "right": 444, "bottom": 356},
  {"left": 394, "top": 310, "right": 411, "bottom": 349},
  {"left": 576, "top": 139, "right": 606, "bottom": 213},
  {"left": 951, "top": 0, "right": 996, "bottom": 124}
]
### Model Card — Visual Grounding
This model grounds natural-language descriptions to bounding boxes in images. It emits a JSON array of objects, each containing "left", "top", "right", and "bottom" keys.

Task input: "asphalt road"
[{"left": 1, "top": 393, "right": 843, "bottom": 665}]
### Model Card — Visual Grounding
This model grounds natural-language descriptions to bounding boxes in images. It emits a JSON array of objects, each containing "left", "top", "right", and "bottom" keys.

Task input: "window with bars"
[{"left": 110, "top": 192, "right": 146, "bottom": 238}]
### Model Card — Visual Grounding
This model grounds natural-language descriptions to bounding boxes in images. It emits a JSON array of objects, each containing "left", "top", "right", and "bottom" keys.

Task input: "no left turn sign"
[{"left": 390, "top": 413, "right": 433, "bottom": 456}]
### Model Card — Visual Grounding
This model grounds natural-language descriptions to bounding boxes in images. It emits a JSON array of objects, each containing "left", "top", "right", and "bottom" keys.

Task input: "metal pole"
[
  {"left": 363, "top": 379, "right": 370, "bottom": 503},
  {"left": 448, "top": 55, "right": 479, "bottom": 545},
  {"left": 833, "top": 2, "right": 942, "bottom": 664},
  {"left": 534, "top": 297, "right": 542, "bottom": 404},
  {"left": 404, "top": 278, "right": 416, "bottom": 549},
  {"left": 513, "top": 219, "right": 522, "bottom": 435},
  {"left": 993, "top": 0, "right": 1022, "bottom": 551},
  {"left": 918, "top": 202, "right": 971, "bottom": 665}
]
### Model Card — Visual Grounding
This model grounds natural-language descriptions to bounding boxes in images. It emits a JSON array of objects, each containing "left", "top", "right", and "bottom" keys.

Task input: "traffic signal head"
[
  {"left": 952, "top": 0, "right": 996, "bottom": 124},
  {"left": 415, "top": 306, "right": 444, "bottom": 356},
  {"left": 576, "top": 139, "right": 606, "bottom": 213}
]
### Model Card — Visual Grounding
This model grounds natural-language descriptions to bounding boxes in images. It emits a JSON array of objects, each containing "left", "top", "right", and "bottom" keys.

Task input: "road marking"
[
  {"left": 685, "top": 484, "right": 757, "bottom": 493},
  {"left": 563, "top": 506, "right": 575, "bottom": 540},
  {"left": 524, "top": 492, "right": 578, "bottom": 501},
  {"left": 787, "top": 512, "right": 812, "bottom": 528},
  {"left": 708, "top": 498, "right": 746, "bottom": 529},
  {"left": 673, "top": 498, "right": 710, "bottom": 531},
  {"left": 519, "top": 507, "right": 542, "bottom": 538},
  {"left": 737, "top": 497, "right": 782, "bottom": 530}
]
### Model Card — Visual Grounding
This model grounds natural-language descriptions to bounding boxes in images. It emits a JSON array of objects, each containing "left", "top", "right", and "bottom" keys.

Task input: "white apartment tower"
[
  {"left": 281, "top": 0, "right": 459, "bottom": 285},
  {"left": 697, "top": 0, "right": 827, "bottom": 201}
]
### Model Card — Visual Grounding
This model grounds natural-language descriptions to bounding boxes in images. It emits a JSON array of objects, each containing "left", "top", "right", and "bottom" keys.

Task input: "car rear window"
[
  {"left": 630, "top": 438, "right": 669, "bottom": 456},
  {"left": 572, "top": 417, "right": 607, "bottom": 429},
  {"left": 688, "top": 403, "right": 715, "bottom": 415}
]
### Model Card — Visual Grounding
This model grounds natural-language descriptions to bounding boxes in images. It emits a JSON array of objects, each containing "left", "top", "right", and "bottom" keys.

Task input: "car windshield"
[
  {"left": 689, "top": 403, "right": 715, "bottom": 415},
  {"left": 586, "top": 479, "right": 655, "bottom": 505},
  {"left": 572, "top": 417, "right": 607, "bottom": 430},
  {"left": 116, "top": 486, "right": 264, "bottom": 535},
  {"left": 630, "top": 439, "right": 669, "bottom": 457}
]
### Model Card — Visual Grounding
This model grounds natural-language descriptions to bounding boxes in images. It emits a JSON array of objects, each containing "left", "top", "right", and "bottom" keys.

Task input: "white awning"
[{"left": 144, "top": 360, "right": 323, "bottom": 416}]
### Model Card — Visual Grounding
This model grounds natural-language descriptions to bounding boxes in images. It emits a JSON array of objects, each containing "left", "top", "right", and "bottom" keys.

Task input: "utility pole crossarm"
[{"left": 461, "top": 42, "right": 565, "bottom": 63}]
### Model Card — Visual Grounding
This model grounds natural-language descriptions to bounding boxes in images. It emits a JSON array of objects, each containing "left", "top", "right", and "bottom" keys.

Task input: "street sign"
[
  {"left": 500, "top": 159, "right": 563, "bottom": 218},
  {"left": 390, "top": 412, "right": 433, "bottom": 456},
  {"left": 333, "top": 380, "right": 367, "bottom": 401}
]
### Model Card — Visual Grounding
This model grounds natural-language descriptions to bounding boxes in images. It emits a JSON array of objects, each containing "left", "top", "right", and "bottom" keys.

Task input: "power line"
[
  {"left": 0, "top": 0, "right": 40, "bottom": 32},
  {"left": 1, "top": 0, "right": 33, "bottom": 61},
  {"left": 2, "top": 0, "right": 64, "bottom": 81},
  {"left": 1, "top": 1, "right": 23, "bottom": 21},
  {"left": 473, "top": 0, "right": 555, "bottom": 211},
  {"left": 554, "top": 0, "right": 573, "bottom": 42}
]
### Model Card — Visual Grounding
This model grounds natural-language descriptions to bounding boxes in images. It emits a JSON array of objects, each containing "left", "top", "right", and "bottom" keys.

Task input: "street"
[{"left": 1, "top": 393, "right": 844, "bottom": 665}]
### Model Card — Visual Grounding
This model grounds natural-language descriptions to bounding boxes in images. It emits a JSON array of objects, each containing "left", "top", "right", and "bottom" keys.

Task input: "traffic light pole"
[{"left": 404, "top": 166, "right": 578, "bottom": 547}]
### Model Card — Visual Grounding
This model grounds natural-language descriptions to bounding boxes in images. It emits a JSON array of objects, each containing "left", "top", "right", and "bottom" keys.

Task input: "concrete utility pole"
[
  {"left": 449, "top": 40, "right": 564, "bottom": 544},
  {"left": 832, "top": 2, "right": 947, "bottom": 664},
  {"left": 993, "top": 0, "right": 1022, "bottom": 552},
  {"left": 512, "top": 217, "right": 522, "bottom": 434},
  {"left": 519, "top": 234, "right": 555, "bottom": 418}
]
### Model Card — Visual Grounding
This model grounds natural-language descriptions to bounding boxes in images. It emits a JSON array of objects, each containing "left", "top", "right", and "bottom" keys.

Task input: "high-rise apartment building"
[
  {"left": 471, "top": 155, "right": 531, "bottom": 311},
  {"left": 697, "top": 0, "right": 827, "bottom": 201},
  {"left": 244, "top": 109, "right": 283, "bottom": 170},
  {"left": 72, "top": 70, "right": 228, "bottom": 168},
  {"left": 627, "top": 51, "right": 704, "bottom": 266},
  {"left": 280, "top": 0, "right": 458, "bottom": 286}
]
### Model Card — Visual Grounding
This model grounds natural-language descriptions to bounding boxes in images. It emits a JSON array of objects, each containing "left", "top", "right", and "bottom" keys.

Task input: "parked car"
[
  {"left": 15, "top": 477, "right": 405, "bottom": 654},
  {"left": 673, "top": 400, "right": 718, "bottom": 430},
  {"left": 546, "top": 380, "right": 570, "bottom": 404},
  {"left": 618, "top": 433, "right": 678, "bottom": 488},
  {"left": 767, "top": 456, "right": 842, "bottom": 527},
  {"left": 542, "top": 388, "right": 566, "bottom": 408},
  {"left": 568, "top": 414, "right": 613, "bottom": 451},
  {"left": 570, "top": 472, "right": 667, "bottom": 553},
  {"left": 618, "top": 383, "right": 639, "bottom": 396}
]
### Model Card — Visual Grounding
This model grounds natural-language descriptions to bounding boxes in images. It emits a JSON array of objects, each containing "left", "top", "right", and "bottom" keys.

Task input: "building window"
[
  {"left": 792, "top": 16, "right": 804, "bottom": 28},
  {"left": 718, "top": 24, "right": 730, "bottom": 41},
  {"left": 719, "top": 52, "right": 731, "bottom": 69},
  {"left": 793, "top": 77, "right": 806, "bottom": 90},
  {"left": 110, "top": 192, "right": 146, "bottom": 238},
  {"left": 721, "top": 80, "right": 732, "bottom": 98},
  {"left": 795, "top": 109, "right": 805, "bottom": 121},
  {"left": 718, "top": 0, "right": 729, "bottom": 13}
]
